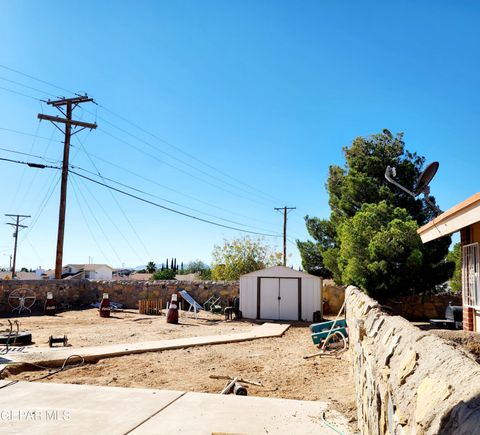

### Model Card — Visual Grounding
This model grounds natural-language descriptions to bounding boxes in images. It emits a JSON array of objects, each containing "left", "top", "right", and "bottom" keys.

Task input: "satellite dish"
[
  {"left": 414, "top": 161, "right": 439, "bottom": 196},
  {"left": 384, "top": 161, "right": 442, "bottom": 216}
]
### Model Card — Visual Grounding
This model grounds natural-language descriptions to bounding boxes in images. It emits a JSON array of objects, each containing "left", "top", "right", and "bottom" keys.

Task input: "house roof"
[
  {"left": 130, "top": 273, "right": 153, "bottom": 281},
  {"left": 0, "top": 271, "right": 37, "bottom": 280},
  {"left": 64, "top": 264, "right": 113, "bottom": 271},
  {"left": 240, "top": 265, "right": 321, "bottom": 279},
  {"left": 417, "top": 192, "right": 480, "bottom": 243}
]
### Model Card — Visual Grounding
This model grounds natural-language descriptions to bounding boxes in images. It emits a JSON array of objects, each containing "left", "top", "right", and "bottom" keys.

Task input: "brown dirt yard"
[
  {"left": 1, "top": 309, "right": 357, "bottom": 428},
  {"left": 429, "top": 329, "right": 480, "bottom": 364}
]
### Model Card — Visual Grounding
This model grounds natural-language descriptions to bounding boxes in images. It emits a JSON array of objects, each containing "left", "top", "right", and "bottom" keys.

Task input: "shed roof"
[
  {"left": 417, "top": 192, "right": 480, "bottom": 243},
  {"left": 240, "top": 265, "right": 321, "bottom": 279}
]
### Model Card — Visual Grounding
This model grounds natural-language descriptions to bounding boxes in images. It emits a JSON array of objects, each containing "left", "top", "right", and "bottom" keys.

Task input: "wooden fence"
[{"left": 138, "top": 299, "right": 162, "bottom": 315}]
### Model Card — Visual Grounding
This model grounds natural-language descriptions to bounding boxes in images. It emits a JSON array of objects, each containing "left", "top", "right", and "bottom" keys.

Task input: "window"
[{"left": 462, "top": 243, "right": 480, "bottom": 308}]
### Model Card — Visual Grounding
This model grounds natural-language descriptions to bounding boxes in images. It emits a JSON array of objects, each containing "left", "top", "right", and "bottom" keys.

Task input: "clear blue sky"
[{"left": 0, "top": 1, "right": 478, "bottom": 270}]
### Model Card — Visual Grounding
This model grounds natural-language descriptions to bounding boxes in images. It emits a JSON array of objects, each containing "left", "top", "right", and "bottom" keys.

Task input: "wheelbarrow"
[{"left": 305, "top": 319, "right": 348, "bottom": 359}]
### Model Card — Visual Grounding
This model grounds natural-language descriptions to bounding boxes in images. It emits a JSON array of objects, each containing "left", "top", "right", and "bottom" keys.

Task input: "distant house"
[
  {"left": 112, "top": 268, "right": 135, "bottom": 280},
  {"left": 418, "top": 193, "right": 480, "bottom": 333},
  {"left": 130, "top": 272, "right": 153, "bottom": 281},
  {"left": 62, "top": 264, "right": 113, "bottom": 280},
  {"left": 0, "top": 271, "right": 37, "bottom": 280}
]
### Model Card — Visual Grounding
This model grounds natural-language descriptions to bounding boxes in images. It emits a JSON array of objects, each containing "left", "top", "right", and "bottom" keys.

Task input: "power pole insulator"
[{"left": 38, "top": 96, "right": 97, "bottom": 279}]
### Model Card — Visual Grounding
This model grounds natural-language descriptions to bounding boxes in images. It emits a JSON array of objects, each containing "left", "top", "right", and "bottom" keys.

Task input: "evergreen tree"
[{"left": 297, "top": 130, "right": 453, "bottom": 298}]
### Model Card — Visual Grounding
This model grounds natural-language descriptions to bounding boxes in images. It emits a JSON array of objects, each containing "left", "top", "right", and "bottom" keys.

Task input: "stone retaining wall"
[
  {"left": 384, "top": 293, "right": 462, "bottom": 321},
  {"left": 0, "top": 280, "right": 239, "bottom": 313},
  {"left": 322, "top": 280, "right": 345, "bottom": 314},
  {"left": 346, "top": 286, "right": 480, "bottom": 434}
]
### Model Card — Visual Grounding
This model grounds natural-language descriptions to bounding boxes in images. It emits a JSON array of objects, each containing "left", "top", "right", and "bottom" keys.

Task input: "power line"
[
  {"left": 0, "top": 64, "right": 74, "bottom": 95},
  {"left": 98, "top": 127, "right": 275, "bottom": 208},
  {"left": 0, "top": 75, "right": 57, "bottom": 99},
  {"left": 0, "top": 84, "right": 42, "bottom": 101},
  {"left": 0, "top": 155, "right": 281, "bottom": 238},
  {"left": 8, "top": 121, "right": 42, "bottom": 212},
  {"left": 73, "top": 159, "right": 146, "bottom": 261},
  {"left": 94, "top": 115, "right": 278, "bottom": 206},
  {"left": 0, "top": 126, "right": 62, "bottom": 142},
  {"left": 0, "top": 154, "right": 281, "bottom": 236},
  {"left": 70, "top": 161, "right": 276, "bottom": 232},
  {"left": 75, "top": 146, "right": 275, "bottom": 227},
  {"left": 69, "top": 170, "right": 281, "bottom": 238},
  {"left": 70, "top": 176, "right": 114, "bottom": 266},
  {"left": 14, "top": 125, "right": 61, "bottom": 211},
  {"left": 0, "top": 156, "right": 60, "bottom": 169},
  {"left": 0, "top": 65, "right": 289, "bottom": 209},
  {"left": 18, "top": 171, "right": 61, "bottom": 246},
  {"left": 97, "top": 103, "right": 287, "bottom": 204},
  {"left": 0, "top": 146, "right": 60, "bottom": 164}
]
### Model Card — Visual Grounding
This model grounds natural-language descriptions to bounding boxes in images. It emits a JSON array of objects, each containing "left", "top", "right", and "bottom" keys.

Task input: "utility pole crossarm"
[
  {"left": 37, "top": 114, "right": 97, "bottom": 130},
  {"left": 6, "top": 223, "right": 28, "bottom": 229},
  {"left": 47, "top": 96, "right": 94, "bottom": 106}
]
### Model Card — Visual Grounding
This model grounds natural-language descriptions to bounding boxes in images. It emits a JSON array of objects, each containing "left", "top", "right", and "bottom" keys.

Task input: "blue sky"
[{"left": 0, "top": 1, "right": 478, "bottom": 270}]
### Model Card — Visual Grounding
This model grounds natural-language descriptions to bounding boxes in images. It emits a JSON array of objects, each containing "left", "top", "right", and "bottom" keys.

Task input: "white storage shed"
[{"left": 239, "top": 266, "right": 322, "bottom": 322}]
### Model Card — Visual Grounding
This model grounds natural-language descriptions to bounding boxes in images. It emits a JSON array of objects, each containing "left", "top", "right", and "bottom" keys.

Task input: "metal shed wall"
[{"left": 239, "top": 267, "right": 322, "bottom": 322}]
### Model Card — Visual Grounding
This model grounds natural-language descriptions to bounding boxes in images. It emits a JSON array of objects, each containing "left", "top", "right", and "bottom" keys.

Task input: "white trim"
[{"left": 462, "top": 242, "right": 480, "bottom": 309}]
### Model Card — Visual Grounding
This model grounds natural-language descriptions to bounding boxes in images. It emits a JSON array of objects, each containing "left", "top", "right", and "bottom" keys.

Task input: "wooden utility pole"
[
  {"left": 38, "top": 96, "right": 97, "bottom": 279},
  {"left": 274, "top": 206, "right": 296, "bottom": 266},
  {"left": 5, "top": 214, "right": 30, "bottom": 279}
]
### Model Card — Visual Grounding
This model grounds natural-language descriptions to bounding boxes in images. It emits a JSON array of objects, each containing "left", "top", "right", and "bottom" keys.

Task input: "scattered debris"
[
  {"left": 220, "top": 376, "right": 239, "bottom": 394},
  {"left": 210, "top": 374, "right": 264, "bottom": 387},
  {"left": 90, "top": 299, "right": 123, "bottom": 310},
  {"left": 219, "top": 377, "right": 247, "bottom": 395},
  {"left": 0, "top": 320, "right": 32, "bottom": 351},
  {"left": 48, "top": 335, "right": 68, "bottom": 347}
]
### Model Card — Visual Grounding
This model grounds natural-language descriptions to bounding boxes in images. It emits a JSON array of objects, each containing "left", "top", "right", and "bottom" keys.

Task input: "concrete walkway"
[
  {"left": 3, "top": 323, "right": 290, "bottom": 368},
  {"left": 0, "top": 381, "right": 350, "bottom": 434}
]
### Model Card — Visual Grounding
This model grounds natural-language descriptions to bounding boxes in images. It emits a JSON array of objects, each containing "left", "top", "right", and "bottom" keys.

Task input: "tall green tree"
[
  {"left": 447, "top": 243, "right": 462, "bottom": 293},
  {"left": 298, "top": 130, "right": 453, "bottom": 298},
  {"left": 211, "top": 236, "right": 282, "bottom": 281}
]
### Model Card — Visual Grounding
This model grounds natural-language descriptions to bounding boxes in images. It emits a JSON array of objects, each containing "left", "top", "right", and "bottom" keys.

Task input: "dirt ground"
[
  {"left": 1, "top": 309, "right": 357, "bottom": 429},
  {"left": 429, "top": 329, "right": 480, "bottom": 363},
  {"left": 0, "top": 309, "right": 256, "bottom": 348}
]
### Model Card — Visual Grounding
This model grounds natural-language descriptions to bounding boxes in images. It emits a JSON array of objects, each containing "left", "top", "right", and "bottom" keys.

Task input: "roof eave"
[{"left": 418, "top": 192, "right": 480, "bottom": 243}]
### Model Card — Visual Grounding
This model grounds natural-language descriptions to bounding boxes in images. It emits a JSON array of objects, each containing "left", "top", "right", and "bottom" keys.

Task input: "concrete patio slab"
[
  {"left": 8, "top": 323, "right": 290, "bottom": 368},
  {"left": 131, "top": 391, "right": 349, "bottom": 435},
  {"left": 0, "top": 381, "right": 350, "bottom": 434},
  {"left": 0, "top": 381, "right": 184, "bottom": 435}
]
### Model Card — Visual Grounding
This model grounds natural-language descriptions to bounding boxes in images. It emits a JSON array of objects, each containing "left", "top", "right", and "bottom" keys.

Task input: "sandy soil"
[
  {"left": 0, "top": 309, "right": 255, "bottom": 348},
  {"left": 429, "top": 329, "right": 480, "bottom": 363},
  {"left": 1, "top": 309, "right": 357, "bottom": 429}
]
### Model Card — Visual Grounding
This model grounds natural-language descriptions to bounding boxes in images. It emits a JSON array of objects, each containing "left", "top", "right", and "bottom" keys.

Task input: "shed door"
[
  {"left": 279, "top": 278, "right": 299, "bottom": 320},
  {"left": 260, "top": 278, "right": 279, "bottom": 320},
  {"left": 259, "top": 277, "right": 300, "bottom": 320}
]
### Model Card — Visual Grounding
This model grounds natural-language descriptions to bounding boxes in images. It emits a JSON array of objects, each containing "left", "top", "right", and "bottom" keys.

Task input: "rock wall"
[
  {"left": 322, "top": 280, "right": 345, "bottom": 314},
  {"left": 384, "top": 293, "right": 462, "bottom": 321},
  {"left": 346, "top": 286, "right": 480, "bottom": 434},
  {"left": 92, "top": 280, "right": 239, "bottom": 308},
  {"left": 0, "top": 280, "right": 239, "bottom": 313}
]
